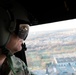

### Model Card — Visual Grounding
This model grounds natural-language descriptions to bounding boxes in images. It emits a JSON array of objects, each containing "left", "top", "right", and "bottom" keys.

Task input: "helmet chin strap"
[{"left": 1, "top": 46, "right": 13, "bottom": 56}]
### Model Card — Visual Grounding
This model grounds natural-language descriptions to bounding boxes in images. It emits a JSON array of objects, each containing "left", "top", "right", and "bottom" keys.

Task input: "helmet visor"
[{"left": 16, "top": 24, "right": 29, "bottom": 40}]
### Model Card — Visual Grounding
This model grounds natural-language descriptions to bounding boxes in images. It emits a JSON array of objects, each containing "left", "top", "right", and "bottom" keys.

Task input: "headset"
[{"left": 7, "top": 9, "right": 16, "bottom": 33}]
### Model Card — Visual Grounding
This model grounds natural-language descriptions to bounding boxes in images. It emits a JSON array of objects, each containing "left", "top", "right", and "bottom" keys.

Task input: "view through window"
[{"left": 25, "top": 19, "right": 76, "bottom": 75}]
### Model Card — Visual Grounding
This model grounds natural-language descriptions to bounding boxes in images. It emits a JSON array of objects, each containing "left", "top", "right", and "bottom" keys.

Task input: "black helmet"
[{"left": 0, "top": 1, "right": 30, "bottom": 47}]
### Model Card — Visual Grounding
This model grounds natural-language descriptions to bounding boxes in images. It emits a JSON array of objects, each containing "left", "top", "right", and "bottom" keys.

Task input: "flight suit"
[{"left": 0, "top": 55, "right": 35, "bottom": 75}]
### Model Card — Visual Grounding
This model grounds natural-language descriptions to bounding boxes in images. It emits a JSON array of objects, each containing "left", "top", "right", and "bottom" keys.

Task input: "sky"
[{"left": 29, "top": 19, "right": 76, "bottom": 32}]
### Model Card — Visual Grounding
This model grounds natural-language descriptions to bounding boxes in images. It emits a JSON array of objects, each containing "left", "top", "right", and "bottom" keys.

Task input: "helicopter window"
[{"left": 25, "top": 19, "right": 76, "bottom": 75}]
